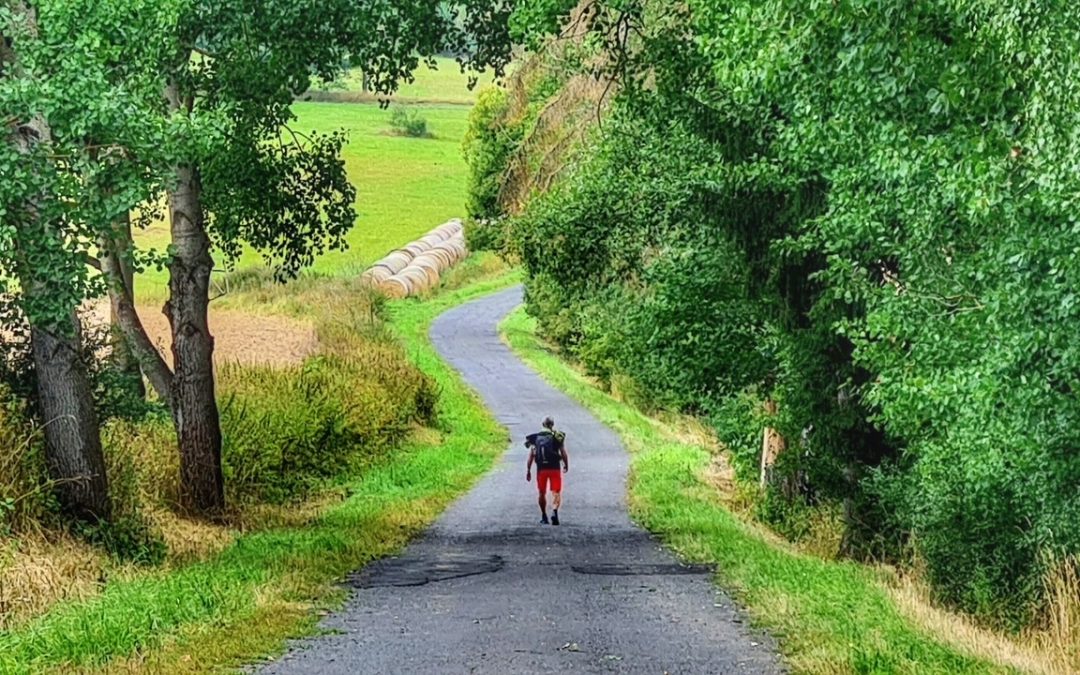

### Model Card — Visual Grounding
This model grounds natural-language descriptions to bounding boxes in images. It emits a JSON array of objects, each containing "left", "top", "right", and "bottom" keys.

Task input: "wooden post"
[{"left": 760, "top": 399, "right": 786, "bottom": 487}]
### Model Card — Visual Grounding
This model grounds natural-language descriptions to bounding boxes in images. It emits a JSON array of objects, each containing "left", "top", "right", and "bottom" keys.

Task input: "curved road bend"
[{"left": 259, "top": 285, "right": 781, "bottom": 674}]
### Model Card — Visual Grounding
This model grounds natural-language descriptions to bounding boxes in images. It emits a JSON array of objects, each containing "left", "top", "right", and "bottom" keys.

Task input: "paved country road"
[{"left": 259, "top": 286, "right": 781, "bottom": 674}]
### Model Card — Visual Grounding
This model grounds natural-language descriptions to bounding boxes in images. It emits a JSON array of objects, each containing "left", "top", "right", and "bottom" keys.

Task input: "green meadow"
[{"left": 135, "top": 64, "right": 493, "bottom": 302}]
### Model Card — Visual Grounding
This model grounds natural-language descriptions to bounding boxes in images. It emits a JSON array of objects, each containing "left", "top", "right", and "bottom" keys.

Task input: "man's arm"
[
  {"left": 526, "top": 445, "right": 535, "bottom": 481},
  {"left": 560, "top": 443, "right": 569, "bottom": 474}
]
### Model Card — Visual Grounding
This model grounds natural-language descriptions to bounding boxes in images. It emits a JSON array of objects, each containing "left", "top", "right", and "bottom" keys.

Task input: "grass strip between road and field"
[
  {"left": 499, "top": 305, "right": 1005, "bottom": 675},
  {"left": 0, "top": 271, "right": 519, "bottom": 674}
]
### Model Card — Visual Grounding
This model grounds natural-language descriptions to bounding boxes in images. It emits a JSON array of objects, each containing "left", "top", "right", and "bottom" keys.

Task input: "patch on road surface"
[
  {"left": 571, "top": 563, "right": 713, "bottom": 576},
  {"left": 350, "top": 553, "right": 504, "bottom": 588}
]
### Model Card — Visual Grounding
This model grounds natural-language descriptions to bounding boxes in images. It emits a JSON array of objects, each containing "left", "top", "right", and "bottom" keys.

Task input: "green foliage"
[
  {"left": 508, "top": 0, "right": 1080, "bottom": 623},
  {"left": 75, "top": 515, "right": 166, "bottom": 567},
  {"left": 462, "top": 86, "right": 519, "bottom": 223},
  {"left": 218, "top": 349, "right": 436, "bottom": 505},
  {"left": 509, "top": 0, "right": 581, "bottom": 48},
  {"left": 387, "top": 107, "right": 431, "bottom": 138}
]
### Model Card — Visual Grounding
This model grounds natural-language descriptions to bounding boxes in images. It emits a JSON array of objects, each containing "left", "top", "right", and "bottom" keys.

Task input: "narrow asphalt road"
[{"left": 259, "top": 286, "right": 781, "bottom": 674}]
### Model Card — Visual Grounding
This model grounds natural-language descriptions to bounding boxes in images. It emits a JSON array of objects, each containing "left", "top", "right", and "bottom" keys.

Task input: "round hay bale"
[
  {"left": 400, "top": 267, "right": 431, "bottom": 294},
  {"left": 374, "top": 250, "right": 413, "bottom": 275},
  {"left": 402, "top": 241, "right": 431, "bottom": 258},
  {"left": 411, "top": 261, "right": 441, "bottom": 286},
  {"left": 420, "top": 232, "right": 446, "bottom": 247},
  {"left": 412, "top": 257, "right": 443, "bottom": 281},
  {"left": 441, "top": 239, "right": 467, "bottom": 258},
  {"left": 433, "top": 243, "right": 461, "bottom": 263},
  {"left": 378, "top": 277, "right": 409, "bottom": 299},
  {"left": 425, "top": 248, "right": 453, "bottom": 268},
  {"left": 432, "top": 223, "right": 460, "bottom": 240},
  {"left": 415, "top": 251, "right": 449, "bottom": 272},
  {"left": 430, "top": 248, "right": 456, "bottom": 266},
  {"left": 361, "top": 266, "right": 393, "bottom": 284}
]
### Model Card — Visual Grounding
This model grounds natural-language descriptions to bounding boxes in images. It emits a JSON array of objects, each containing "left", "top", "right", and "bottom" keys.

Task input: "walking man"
[{"left": 525, "top": 416, "right": 569, "bottom": 525}]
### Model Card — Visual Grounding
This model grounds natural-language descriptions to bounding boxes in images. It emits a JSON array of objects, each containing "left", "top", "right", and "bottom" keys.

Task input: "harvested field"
[{"left": 86, "top": 303, "right": 317, "bottom": 369}]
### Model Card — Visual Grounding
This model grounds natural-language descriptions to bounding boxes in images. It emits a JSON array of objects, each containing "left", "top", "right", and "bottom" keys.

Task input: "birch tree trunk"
[
  {"left": 102, "top": 211, "right": 145, "bottom": 398},
  {"left": 98, "top": 213, "right": 175, "bottom": 408},
  {"left": 164, "top": 162, "right": 224, "bottom": 514}
]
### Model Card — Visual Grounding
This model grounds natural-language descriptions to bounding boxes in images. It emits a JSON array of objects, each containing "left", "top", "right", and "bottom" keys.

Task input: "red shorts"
[{"left": 536, "top": 468, "right": 563, "bottom": 494}]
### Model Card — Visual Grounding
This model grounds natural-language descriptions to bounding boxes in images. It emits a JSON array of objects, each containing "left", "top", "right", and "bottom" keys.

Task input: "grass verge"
[
  {"left": 499, "top": 306, "right": 1006, "bottom": 675},
  {"left": 0, "top": 269, "right": 518, "bottom": 674}
]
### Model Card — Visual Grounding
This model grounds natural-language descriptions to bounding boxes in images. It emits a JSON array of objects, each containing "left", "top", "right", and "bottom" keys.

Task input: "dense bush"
[
  {"left": 504, "top": 0, "right": 1080, "bottom": 624},
  {"left": 218, "top": 350, "right": 436, "bottom": 504},
  {"left": 388, "top": 107, "right": 430, "bottom": 138},
  {"left": 462, "top": 86, "right": 518, "bottom": 224}
]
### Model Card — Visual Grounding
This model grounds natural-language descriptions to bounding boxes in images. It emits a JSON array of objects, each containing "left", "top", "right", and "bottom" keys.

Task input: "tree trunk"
[
  {"left": 98, "top": 214, "right": 175, "bottom": 409},
  {"left": 165, "top": 163, "right": 224, "bottom": 515},
  {"left": 29, "top": 316, "right": 112, "bottom": 521},
  {"left": 102, "top": 212, "right": 145, "bottom": 399}
]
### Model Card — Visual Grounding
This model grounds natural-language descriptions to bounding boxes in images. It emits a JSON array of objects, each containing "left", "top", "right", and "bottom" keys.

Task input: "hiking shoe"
[
  {"left": 551, "top": 514, "right": 560, "bottom": 526},
  {"left": 540, "top": 514, "right": 549, "bottom": 525}
]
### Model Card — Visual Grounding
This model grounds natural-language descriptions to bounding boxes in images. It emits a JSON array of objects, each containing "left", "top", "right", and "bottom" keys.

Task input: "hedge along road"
[{"left": 260, "top": 286, "right": 781, "bottom": 674}]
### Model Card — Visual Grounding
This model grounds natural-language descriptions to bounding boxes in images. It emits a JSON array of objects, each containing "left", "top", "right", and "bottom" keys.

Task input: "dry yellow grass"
[
  {"left": 0, "top": 533, "right": 108, "bottom": 630},
  {"left": 888, "top": 574, "right": 1067, "bottom": 675},
  {"left": 144, "top": 510, "right": 234, "bottom": 566}
]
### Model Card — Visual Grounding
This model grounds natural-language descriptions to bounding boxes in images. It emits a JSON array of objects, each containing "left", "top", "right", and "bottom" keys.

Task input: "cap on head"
[{"left": 542, "top": 416, "right": 555, "bottom": 429}]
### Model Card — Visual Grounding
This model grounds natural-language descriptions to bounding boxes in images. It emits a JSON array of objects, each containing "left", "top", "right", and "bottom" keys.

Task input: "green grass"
[
  {"left": 499, "top": 306, "right": 1005, "bottom": 675},
  {"left": 135, "top": 100, "right": 476, "bottom": 302},
  {"left": 0, "top": 272, "right": 518, "bottom": 674}
]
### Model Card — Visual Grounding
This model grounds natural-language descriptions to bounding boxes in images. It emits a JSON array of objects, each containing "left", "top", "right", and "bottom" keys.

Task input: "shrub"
[
  {"left": 217, "top": 345, "right": 436, "bottom": 505},
  {"left": 462, "top": 86, "right": 518, "bottom": 223},
  {"left": 74, "top": 515, "right": 166, "bottom": 566},
  {"left": 388, "top": 107, "right": 430, "bottom": 138},
  {"left": 508, "top": 0, "right": 1080, "bottom": 624}
]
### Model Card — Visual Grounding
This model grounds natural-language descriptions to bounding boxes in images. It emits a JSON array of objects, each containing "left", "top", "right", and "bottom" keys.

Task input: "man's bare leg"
[
  {"left": 551, "top": 491, "right": 562, "bottom": 525},
  {"left": 538, "top": 492, "right": 548, "bottom": 523}
]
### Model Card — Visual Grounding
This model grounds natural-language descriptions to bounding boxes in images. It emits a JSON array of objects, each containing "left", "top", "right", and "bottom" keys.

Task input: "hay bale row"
[{"left": 360, "top": 219, "right": 468, "bottom": 297}]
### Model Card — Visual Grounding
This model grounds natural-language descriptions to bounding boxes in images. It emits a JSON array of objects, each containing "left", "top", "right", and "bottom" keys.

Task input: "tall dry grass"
[
  {"left": 0, "top": 387, "right": 54, "bottom": 536},
  {"left": 1028, "top": 557, "right": 1080, "bottom": 672}
]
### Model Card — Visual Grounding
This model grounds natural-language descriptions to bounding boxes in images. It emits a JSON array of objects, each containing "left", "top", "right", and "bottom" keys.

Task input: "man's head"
[{"left": 542, "top": 416, "right": 555, "bottom": 430}]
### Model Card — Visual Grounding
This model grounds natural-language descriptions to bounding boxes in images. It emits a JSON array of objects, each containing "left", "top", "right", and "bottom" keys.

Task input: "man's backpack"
[{"left": 530, "top": 430, "right": 563, "bottom": 469}]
